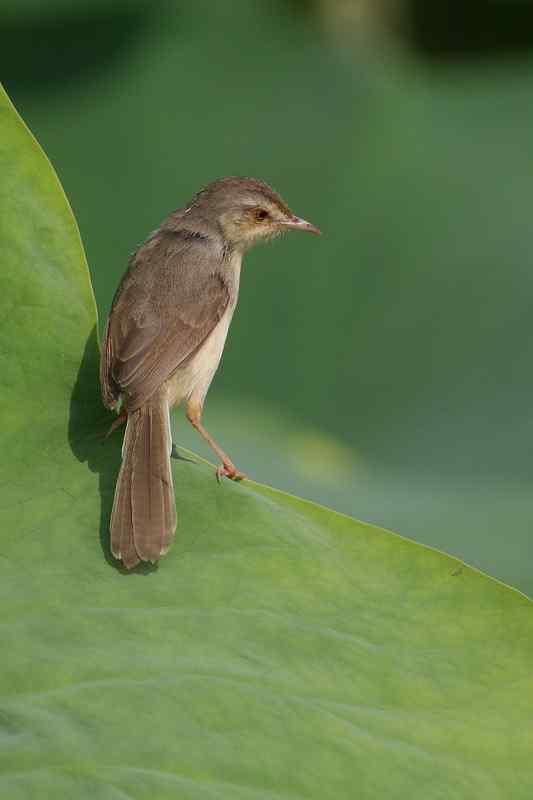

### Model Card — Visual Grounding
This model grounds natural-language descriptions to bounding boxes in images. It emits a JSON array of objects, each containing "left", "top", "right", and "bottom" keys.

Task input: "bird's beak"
[{"left": 281, "top": 215, "right": 321, "bottom": 235}]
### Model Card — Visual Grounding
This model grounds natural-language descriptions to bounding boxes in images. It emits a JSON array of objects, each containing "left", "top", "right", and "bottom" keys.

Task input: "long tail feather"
[{"left": 110, "top": 395, "right": 176, "bottom": 568}]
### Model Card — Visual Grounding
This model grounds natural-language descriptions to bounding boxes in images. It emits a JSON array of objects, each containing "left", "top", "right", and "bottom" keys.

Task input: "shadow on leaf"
[{"left": 68, "top": 327, "right": 158, "bottom": 574}]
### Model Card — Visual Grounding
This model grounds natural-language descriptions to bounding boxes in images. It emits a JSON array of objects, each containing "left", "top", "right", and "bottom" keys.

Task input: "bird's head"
[{"left": 189, "top": 176, "right": 320, "bottom": 252}]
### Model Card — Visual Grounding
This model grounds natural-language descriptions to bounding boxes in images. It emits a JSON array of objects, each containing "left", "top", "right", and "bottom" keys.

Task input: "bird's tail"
[{"left": 110, "top": 393, "right": 176, "bottom": 569}]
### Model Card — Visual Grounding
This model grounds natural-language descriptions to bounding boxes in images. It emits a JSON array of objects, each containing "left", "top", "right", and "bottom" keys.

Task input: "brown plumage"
[{"left": 100, "top": 176, "right": 320, "bottom": 569}]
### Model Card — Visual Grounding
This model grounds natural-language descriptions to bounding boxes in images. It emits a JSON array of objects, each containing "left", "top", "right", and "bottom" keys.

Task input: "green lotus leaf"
[{"left": 1, "top": 84, "right": 532, "bottom": 800}]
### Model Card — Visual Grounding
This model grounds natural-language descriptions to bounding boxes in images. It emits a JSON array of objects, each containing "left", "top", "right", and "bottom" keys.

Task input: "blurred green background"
[{"left": 4, "top": 0, "right": 533, "bottom": 594}]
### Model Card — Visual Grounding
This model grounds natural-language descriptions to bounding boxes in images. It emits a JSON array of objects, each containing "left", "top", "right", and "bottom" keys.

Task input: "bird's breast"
[{"left": 164, "top": 302, "right": 236, "bottom": 409}]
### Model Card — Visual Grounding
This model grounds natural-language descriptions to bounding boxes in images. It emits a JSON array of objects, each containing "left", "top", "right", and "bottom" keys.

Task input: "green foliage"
[
  {"left": 1, "top": 83, "right": 533, "bottom": 799},
  {"left": 1, "top": 0, "right": 151, "bottom": 23},
  {"left": 6, "top": 1, "right": 533, "bottom": 593}
]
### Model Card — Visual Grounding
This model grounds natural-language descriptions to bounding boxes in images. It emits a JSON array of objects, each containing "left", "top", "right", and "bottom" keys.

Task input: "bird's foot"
[{"left": 216, "top": 462, "right": 247, "bottom": 483}]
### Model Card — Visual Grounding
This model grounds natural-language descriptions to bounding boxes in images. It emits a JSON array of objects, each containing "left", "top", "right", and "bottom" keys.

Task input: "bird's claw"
[{"left": 216, "top": 463, "right": 247, "bottom": 483}]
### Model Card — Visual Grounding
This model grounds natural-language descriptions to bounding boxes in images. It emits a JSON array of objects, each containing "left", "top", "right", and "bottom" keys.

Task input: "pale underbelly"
[{"left": 163, "top": 305, "right": 234, "bottom": 410}]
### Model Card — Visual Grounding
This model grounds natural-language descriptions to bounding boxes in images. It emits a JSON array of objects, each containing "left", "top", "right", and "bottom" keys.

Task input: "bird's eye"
[{"left": 254, "top": 209, "right": 269, "bottom": 223}]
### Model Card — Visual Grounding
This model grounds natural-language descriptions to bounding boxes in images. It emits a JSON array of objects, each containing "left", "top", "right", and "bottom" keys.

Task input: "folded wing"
[{"left": 100, "top": 230, "right": 231, "bottom": 412}]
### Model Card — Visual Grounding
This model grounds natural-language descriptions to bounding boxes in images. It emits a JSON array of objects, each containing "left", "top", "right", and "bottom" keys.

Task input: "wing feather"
[{"left": 101, "top": 230, "right": 231, "bottom": 411}]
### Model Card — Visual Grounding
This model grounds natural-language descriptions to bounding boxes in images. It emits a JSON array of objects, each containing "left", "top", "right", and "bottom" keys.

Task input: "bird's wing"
[{"left": 101, "top": 230, "right": 231, "bottom": 411}]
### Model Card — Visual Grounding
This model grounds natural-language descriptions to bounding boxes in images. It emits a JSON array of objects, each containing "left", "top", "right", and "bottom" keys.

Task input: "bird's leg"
[
  {"left": 186, "top": 402, "right": 246, "bottom": 482},
  {"left": 104, "top": 409, "right": 127, "bottom": 439}
]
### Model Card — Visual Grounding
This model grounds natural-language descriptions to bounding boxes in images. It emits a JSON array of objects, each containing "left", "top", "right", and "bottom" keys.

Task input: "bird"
[{"left": 100, "top": 176, "right": 320, "bottom": 569}]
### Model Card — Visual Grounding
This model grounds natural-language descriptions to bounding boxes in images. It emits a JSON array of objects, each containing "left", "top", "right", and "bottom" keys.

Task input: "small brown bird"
[{"left": 100, "top": 176, "right": 320, "bottom": 569}]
